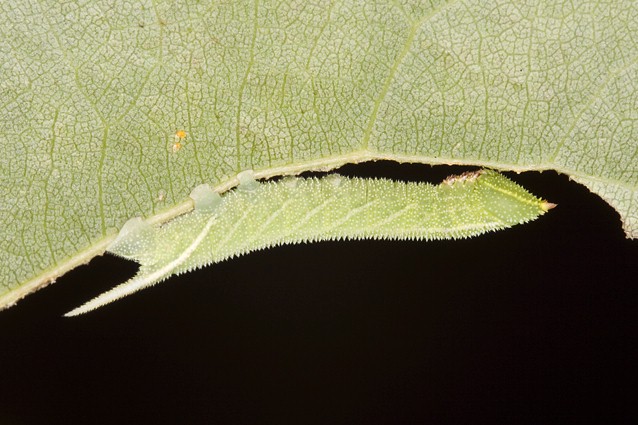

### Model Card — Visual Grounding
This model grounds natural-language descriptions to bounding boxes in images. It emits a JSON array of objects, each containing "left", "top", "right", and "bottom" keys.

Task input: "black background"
[{"left": 2, "top": 162, "right": 637, "bottom": 424}]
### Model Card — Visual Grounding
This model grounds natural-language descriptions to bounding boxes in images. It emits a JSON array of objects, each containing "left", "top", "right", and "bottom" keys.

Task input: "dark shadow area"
[{"left": 2, "top": 162, "right": 637, "bottom": 424}]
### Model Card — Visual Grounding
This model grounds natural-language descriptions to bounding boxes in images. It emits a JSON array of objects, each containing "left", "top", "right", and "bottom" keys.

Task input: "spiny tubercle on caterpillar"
[{"left": 65, "top": 169, "right": 554, "bottom": 316}]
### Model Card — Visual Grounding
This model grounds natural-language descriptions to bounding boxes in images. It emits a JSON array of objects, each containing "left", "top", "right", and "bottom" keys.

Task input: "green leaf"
[{"left": 1, "top": 1, "right": 636, "bottom": 309}]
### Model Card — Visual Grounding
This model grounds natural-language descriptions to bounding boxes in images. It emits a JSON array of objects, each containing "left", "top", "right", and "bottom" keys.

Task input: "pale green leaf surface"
[{"left": 1, "top": 0, "right": 637, "bottom": 307}]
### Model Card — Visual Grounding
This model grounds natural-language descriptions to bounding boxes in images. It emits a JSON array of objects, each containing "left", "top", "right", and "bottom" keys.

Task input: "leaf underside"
[{"left": 1, "top": 0, "right": 637, "bottom": 309}]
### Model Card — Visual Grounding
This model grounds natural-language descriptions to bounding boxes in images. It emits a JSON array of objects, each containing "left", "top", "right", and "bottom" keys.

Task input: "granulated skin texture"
[{"left": 66, "top": 170, "right": 552, "bottom": 316}]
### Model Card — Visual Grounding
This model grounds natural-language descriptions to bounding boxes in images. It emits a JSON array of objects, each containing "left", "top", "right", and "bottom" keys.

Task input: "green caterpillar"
[{"left": 65, "top": 169, "right": 554, "bottom": 316}]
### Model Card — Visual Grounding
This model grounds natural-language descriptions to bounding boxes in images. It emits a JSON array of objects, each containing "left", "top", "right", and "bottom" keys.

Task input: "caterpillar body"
[{"left": 65, "top": 169, "right": 553, "bottom": 316}]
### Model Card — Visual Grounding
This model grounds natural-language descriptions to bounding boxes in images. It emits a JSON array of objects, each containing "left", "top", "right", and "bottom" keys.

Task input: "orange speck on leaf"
[{"left": 172, "top": 130, "right": 187, "bottom": 153}]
